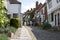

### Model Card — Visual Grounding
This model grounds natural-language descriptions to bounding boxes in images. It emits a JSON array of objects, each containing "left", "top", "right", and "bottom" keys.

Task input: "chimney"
[{"left": 36, "top": 1, "right": 38, "bottom": 8}]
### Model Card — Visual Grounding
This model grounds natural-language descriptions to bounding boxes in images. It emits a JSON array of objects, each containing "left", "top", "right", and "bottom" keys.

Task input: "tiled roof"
[
  {"left": 23, "top": 10, "right": 30, "bottom": 16},
  {"left": 38, "top": 3, "right": 47, "bottom": 15},
  {"left": 24, "top": 8, "right": 35, "bottom": 16},
  {"left": 9, "top": 0, "right": 21, "bottom": 4}
]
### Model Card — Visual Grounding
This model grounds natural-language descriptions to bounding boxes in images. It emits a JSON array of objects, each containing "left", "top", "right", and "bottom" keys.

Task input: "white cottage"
[
  {"left": 46, "top": 0, "right": 60, "bottom": 27},
  {"left": 4, "top": 0, "right": 23, "bottom": 26},
  {"left": 5, "top": 0, "right": 21, "bottom": 18}
]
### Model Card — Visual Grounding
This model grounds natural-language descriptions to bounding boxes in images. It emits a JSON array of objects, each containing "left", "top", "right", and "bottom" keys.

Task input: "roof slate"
[{"left": 9, "top": 0, "right": 21, "bottom": 4}]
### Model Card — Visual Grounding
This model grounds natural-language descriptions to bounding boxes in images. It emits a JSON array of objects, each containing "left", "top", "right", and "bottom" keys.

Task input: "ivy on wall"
[{"left": 28, "top": 9, "right": 35, "bottom": 21}]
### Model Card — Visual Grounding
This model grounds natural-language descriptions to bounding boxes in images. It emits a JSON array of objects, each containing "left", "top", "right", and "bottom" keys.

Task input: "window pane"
[
  {"left": 55, "top": 15, "right": 56, "bottom": 25},
  {"left": 51, "top": 13, "right": 53, "bottom": 21},
  {"left": 13, "top": 13, "right": 18, "bottom": 18},
  {"left": 7, "top": 14, "right": 11, "bottom": 18}
]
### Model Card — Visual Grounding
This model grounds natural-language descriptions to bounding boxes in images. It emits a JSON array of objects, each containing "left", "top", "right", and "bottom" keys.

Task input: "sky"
[{"left": 18, "top": 0, "right": 45, "bottom": 13}]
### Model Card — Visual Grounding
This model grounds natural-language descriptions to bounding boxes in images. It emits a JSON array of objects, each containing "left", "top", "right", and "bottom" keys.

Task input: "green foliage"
[
  {"left": 41, "top": 22, "right": 52, "bottom": 30},
  {"left": 6, "top": 26, "right": 17, "bottom": 37},
  {"left": 0, "top": 27, "right": 5, "bottom": 33},
  {"left": 10, "top": 18, "right": 20, "bottom": 28},
  {"left": 0, "top": 0, "right": 8, "bottom": 27},
  {"left": 0, "top": 34, "right": 8, "bottom": 40},
  {"left": 29, "top": 9, "right": 35, "bottom": 21},
  {"left": 6, "top": 26, "right": 17, "bottom": 33},
  {"left": 0, "top": 26, "right": 17, "bottom": 33}
]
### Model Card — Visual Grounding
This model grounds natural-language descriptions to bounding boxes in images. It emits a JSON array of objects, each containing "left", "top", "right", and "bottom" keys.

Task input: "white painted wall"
[
  {"left": 47, "top": 0, "right": 60, "bottom": 14},
  {"left": 20, "top": 13, "right": 23, "bottom": 26},
  {"left": 48, "top": 9, "right": 60, "bottom": 26},
  {"left": 54, "top": 10, "right": 60, "bottom": 26},
  {"left": 47, "top": 0, "right": 60, "bottom": 26},
  {"left": 5, "top": 0, "right": 23, "bottom": 26},
  {"left": 6, "top": 0, "right": 21, "bottom": 18}
]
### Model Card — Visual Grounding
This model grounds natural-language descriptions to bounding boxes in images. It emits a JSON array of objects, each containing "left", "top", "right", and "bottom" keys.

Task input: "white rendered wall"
[
  {"left": 48, "top": 9, "right": 60, "bottom": 26},
  {"left": 47, "top": 0, "right": 60, "bottom": 14},
  {"left": 47, "top": 0, "right": 60, "bottom": 26},
  {"left": 6, "top": 0, "right": 21, "bottom": 18}
]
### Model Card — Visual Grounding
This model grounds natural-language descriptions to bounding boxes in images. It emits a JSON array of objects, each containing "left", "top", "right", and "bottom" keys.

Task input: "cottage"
[
  {"left": 5, "top": 0, "right": 21, "bottom": 18},
  {"left": 46, "top": 0, "right": 60, "bottom": 27},
  {"left": 34, "top": 1, "right": 42, "bottom": 25},
  {"left": 39, "top": 3, "right": 47, "bottom": 24}
]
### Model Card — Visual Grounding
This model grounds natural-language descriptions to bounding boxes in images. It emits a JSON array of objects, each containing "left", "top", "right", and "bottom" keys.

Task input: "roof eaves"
[{"left": 9, "top": 0, "right": 21, "bottom": 4}]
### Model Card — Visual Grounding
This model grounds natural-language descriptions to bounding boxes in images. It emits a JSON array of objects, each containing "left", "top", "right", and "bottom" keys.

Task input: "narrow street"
[
  {"left": 10, "top": 26, "right": 32, "bottom": 40},
  {"left": 2, "top": 0, "right": 60, "bottom": 40},
  {"left": 9, "top": 26, "right": 60, "bottom": 40}
]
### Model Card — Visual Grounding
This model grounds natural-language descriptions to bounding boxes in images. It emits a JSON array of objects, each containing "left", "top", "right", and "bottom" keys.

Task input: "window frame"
[
  {"left": 51, "top": 13, "right": 54, "bottom": 21},
  {"left": 13, "top": 13, "right": 18, "bottom": 18}
]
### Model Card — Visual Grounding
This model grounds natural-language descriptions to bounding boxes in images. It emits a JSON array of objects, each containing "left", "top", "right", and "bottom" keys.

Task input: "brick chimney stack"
[{"left": 36, "top": 1, "right": 38, "bottom": 8}]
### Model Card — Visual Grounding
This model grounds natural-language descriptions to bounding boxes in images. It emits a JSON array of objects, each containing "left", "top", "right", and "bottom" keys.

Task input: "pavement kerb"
[{"left": 25, "top": 26, "right": 37, "bottom": 40}]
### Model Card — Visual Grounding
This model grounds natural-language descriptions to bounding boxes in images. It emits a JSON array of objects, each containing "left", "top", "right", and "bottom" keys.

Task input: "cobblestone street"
[{"left": 32, "top": 27, "right": 60, "bottom": 40}]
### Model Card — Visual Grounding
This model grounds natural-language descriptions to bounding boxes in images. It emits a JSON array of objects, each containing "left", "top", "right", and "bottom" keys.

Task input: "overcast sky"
[{"left": 18, "top": 0, "right": 45, "bottom": 13}]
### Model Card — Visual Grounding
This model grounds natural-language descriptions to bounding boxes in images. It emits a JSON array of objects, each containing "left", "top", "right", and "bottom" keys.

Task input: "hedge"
[{"left": 10, "top": 18, "right": 20, "bottom": 28}]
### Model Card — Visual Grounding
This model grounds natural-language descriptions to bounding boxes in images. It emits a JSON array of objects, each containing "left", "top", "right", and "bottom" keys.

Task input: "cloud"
[
  {"left": 18, "top": 0, "right": 45, "bottom": 13},
  {"left": 21, "top": 1, "right": 35, "bottom": 13}
]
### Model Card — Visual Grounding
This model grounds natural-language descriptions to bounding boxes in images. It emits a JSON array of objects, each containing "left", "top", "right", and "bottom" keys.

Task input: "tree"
[
  {"left": 0, "top": 0, "right": 8, "bottom": 27},
  {"left": 28, "top": 9, "right": 35, "bottom": 21}
]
